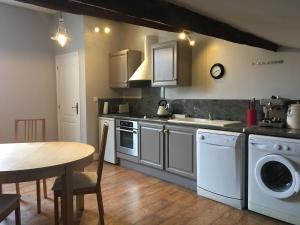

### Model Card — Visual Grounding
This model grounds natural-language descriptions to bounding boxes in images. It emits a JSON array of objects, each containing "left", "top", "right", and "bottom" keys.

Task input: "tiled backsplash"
[{"left": 98, "top": 88, "right": 263, "bottom": 122}]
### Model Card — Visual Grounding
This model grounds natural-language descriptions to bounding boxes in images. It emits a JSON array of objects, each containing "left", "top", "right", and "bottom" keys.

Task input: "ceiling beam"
[{"left": 16, "top": 0, "right": 279, "bottom": 51}]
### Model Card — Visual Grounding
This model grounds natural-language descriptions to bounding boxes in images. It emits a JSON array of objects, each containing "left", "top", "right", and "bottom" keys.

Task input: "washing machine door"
[{"left": 255, "top": 154, "right": 300, "bottom": 199}]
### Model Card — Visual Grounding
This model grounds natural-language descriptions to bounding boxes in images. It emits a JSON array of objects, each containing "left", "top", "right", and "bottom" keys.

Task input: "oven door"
[{"left": 116, "top": 127, "right": 138, "bottom": 157}]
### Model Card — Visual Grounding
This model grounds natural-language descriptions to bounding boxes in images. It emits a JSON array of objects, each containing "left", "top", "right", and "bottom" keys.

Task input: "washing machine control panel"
[
  {"left": 249, "top": 135, "right": 300, "bottom": 155},
  {"left": 273, "top": 144, "right": 282, "bottom": 151}
]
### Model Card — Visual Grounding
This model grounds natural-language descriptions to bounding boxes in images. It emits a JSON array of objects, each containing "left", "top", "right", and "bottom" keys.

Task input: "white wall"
[
  {"left": 0, "top": 3, "right": 57, "bottom": 143},
  {"left": 119, "top": 23, "right": 300, "bottom": 100}
]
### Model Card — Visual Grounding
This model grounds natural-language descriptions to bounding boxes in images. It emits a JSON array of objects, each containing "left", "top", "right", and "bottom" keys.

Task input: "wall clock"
[{"left": 210, "top": 63, "right": 225, "bottom": 79}]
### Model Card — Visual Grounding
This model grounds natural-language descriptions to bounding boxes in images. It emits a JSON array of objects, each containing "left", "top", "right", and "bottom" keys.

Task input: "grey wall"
[
  {"left": 53, "top": 12, "right": 88, "bottom": 143},
  {"left": 52, "top": 13, "right": 125, "bottom": 149},
  {"left": 0, "top": 3, "right": 57, "bottom": 143},
  {"left": 83, "top": 16, "right": 122, "bottom": 150}
]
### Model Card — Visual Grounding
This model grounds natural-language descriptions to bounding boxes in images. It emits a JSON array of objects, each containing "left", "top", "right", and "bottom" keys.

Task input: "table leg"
[
  {"left": 62, "top": 166, "right": 73, "bottom": 225},
  {"left": 36, "top": 180, "right": 41, "bottom": 214}
]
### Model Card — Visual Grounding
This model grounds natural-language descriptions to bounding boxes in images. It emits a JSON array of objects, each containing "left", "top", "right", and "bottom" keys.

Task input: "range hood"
[{"left": 128, "top": 35, "right": 158, "bottom": 84}]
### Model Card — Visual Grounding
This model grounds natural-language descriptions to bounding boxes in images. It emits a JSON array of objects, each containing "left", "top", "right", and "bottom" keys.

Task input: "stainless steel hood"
[{"left": 129, "top": 35, "right": 158, "bottom": 82}]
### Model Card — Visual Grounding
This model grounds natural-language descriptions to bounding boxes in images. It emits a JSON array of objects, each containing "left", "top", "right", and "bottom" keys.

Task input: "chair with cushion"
[
  {"left": 14, "top": 119, "right": 48, "bottom": 214},
  {"left": 52, "top": 123, "right": 109, "bottom": 225},
  {"left": 0, "top": 194, "right": 21, "bottom": 225}
]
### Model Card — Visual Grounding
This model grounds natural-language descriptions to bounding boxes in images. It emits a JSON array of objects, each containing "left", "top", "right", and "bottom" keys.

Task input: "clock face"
[{"left": 210, "top": 63, "right": 225, "bottom": 79}]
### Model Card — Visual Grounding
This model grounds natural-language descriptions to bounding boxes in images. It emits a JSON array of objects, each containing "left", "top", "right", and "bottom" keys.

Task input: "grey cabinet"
[
  {"left": 165, "top": 125, "right": 197, "bottom": 179},
  {"left": 139, "top": 122, "right": 164, "bottom": 170},
  {"left": 109, "top": 49, "right": 141, "bottom": 88},
  {"left": 151, "top": 40, "right": 192, "bottom": 87}
]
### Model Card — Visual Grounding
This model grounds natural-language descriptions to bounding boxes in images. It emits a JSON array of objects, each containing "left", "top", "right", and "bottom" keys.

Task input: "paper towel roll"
[{"left": 103, "top": 102, "right": 109, "bottom": 114}]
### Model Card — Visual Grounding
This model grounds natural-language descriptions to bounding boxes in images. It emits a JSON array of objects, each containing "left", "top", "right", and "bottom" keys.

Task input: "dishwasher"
[{"left": 196, "top": 129, "right": 245, "bottom": 209}]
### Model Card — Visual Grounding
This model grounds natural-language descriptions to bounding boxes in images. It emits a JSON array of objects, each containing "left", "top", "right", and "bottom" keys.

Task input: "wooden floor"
[{"left": 0, "top": 162, "right": 287, "bottom": 225}]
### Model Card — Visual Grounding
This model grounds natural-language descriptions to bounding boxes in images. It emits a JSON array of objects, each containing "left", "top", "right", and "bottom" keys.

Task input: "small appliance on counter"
[
  {"left": 287, "top": 102, "right": 300, "bottom": 129},
  {"left": 103, "top": 101, "right": 109, "bottom": 114},
  {"left": 156, "top": 99, "right": 170, "bottom": 117},
  {"left": 118, "top": 103, "right": 129, "bottom": 114},
  {"left": 259, "top": 96, "right": 289, "bottom": 128}
]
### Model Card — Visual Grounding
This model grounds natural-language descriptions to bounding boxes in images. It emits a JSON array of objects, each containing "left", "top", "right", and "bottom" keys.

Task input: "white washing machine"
[
  {"left": 197, "top": 129, "right": 246, "bottom": 209},
  {"left": 248, "top": 135, "right": 300, "bottom": 224}
]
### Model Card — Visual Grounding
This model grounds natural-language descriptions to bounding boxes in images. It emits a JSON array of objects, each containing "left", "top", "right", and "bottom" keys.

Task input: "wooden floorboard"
[{"left": 0, "top": 162, "right": 287, "bottom": 225}]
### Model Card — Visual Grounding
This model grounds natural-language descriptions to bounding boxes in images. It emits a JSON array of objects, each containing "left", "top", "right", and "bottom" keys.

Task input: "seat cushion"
[
  {"left": 52, "top": 172, "right": 98, "bottom": 192},
  {"left": 0, "top": 194, "right": 20, "bottom": 219}
]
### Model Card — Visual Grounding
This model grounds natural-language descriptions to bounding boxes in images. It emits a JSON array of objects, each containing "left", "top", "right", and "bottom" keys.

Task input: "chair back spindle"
[
  {"left": 97, "top": 123, "right": 109, "bottom": 187},
  {"left": 15, "top": 119, "right": 46, "bottom": 142}
]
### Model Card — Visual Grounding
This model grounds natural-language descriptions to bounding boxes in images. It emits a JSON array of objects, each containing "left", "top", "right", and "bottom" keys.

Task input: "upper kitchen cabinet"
[
  {"left": 109, "top": 49, "right": 141, "bottom": 88},
  {"left": 152, "top": 40, "right": 192, "bottom": 87}
]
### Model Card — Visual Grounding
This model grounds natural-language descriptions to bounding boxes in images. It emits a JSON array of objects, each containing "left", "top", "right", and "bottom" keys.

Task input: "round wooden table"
[{"left": 0, "top": 142, "right": 95, "bottom": 225}]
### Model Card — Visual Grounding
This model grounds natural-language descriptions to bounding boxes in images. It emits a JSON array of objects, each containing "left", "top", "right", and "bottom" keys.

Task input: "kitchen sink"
[{"left": 168, "top": 117, "right": 242, "bottom": 127}]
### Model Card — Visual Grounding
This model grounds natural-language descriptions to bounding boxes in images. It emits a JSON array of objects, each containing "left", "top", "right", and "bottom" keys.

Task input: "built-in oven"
[{"left": 116, "top": 119, "right": 139, "bottom": 157}]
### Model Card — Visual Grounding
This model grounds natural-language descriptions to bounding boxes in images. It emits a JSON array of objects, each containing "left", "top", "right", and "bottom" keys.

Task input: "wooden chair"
[
  {"left": 0, "top": 194, "right": 21, "bottom": 225},
  {"left": 14, "top": 119, "right": 47, "bottom": 214},
  {"left": 52, "top": 123, "right": 109, "bottom": 225}
]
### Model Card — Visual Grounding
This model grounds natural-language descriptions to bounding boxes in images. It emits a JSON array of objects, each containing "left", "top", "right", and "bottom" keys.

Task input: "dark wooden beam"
[{"left": 16, "top": 0, "right": 279, "bottom": 51}]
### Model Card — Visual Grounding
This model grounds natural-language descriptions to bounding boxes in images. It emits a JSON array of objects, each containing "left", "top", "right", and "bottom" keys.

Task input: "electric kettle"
[
  {"left": 287, "top": 103, "right": 300, "bottom": 129},
  {"left": 157, "top": 100, "right": 169, "bottom": 117}
]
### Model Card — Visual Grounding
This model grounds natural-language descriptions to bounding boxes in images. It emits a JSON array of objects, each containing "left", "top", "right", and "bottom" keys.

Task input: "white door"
[{"left": 56, "top": 52, "right": 81, "bottom": 142}]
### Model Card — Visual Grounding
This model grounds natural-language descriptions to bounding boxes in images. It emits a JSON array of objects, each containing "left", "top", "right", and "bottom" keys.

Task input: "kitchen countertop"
[
  {"left": 245, "top": 126, "right": 300, "bottom": 139},
  {"left": 99, "top": 114, "right": 246, "bottom": 133},
  {"left": 99, "top": 114, "right": 300, "bottom": 139}
]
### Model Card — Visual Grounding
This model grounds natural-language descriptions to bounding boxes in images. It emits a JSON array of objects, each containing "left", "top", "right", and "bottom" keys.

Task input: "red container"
[{"left": 247, "top": 109, "right": 257, "bottom": 127}]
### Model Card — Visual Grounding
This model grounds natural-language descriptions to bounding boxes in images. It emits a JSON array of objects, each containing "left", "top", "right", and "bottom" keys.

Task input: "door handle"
[
  {"left": 250, "top": 142, "right": 267, "bottom": 149},
  {"left": 116, "top": 128, "right": 137, "bottom": 134},
  {"left": 72, "top": 103, "right": 79, "bottom": 115}
]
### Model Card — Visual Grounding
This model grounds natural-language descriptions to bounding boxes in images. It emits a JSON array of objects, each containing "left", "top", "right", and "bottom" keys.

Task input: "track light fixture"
[{"left": 178, "top": 31, "right": 196, "bottom": 46}]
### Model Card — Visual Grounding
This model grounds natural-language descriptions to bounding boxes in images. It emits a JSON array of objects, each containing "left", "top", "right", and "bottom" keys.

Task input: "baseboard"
[{"left": 120, "top": 159, "right": 197, "bottom": 191}]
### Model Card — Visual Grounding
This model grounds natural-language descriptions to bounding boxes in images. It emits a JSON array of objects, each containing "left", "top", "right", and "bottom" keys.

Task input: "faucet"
[{"left": 208, "top": 112, "right": 213, "bottom": 120}]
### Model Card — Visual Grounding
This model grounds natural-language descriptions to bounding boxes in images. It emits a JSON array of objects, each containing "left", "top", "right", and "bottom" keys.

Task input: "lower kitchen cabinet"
[
  {"left": 139, "top": 122, "right": 164, "bottom": 170},
  {"left": 165, "top": 125, "right": 197, "bottom": 179}
]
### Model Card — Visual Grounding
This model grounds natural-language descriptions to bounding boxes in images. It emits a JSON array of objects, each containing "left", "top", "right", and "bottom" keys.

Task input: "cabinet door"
[
  {"left": 165, "top": 125, "right": 196, "bottom": 179},
  {"left": 139, "top": 122, "right": 164, "bottom": 170},
  {"left": 110, "top": 53, "right": 128, "bottom": 87},
  {"left": 152, "top": 41, "right": 177, "bottom": 86}
]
